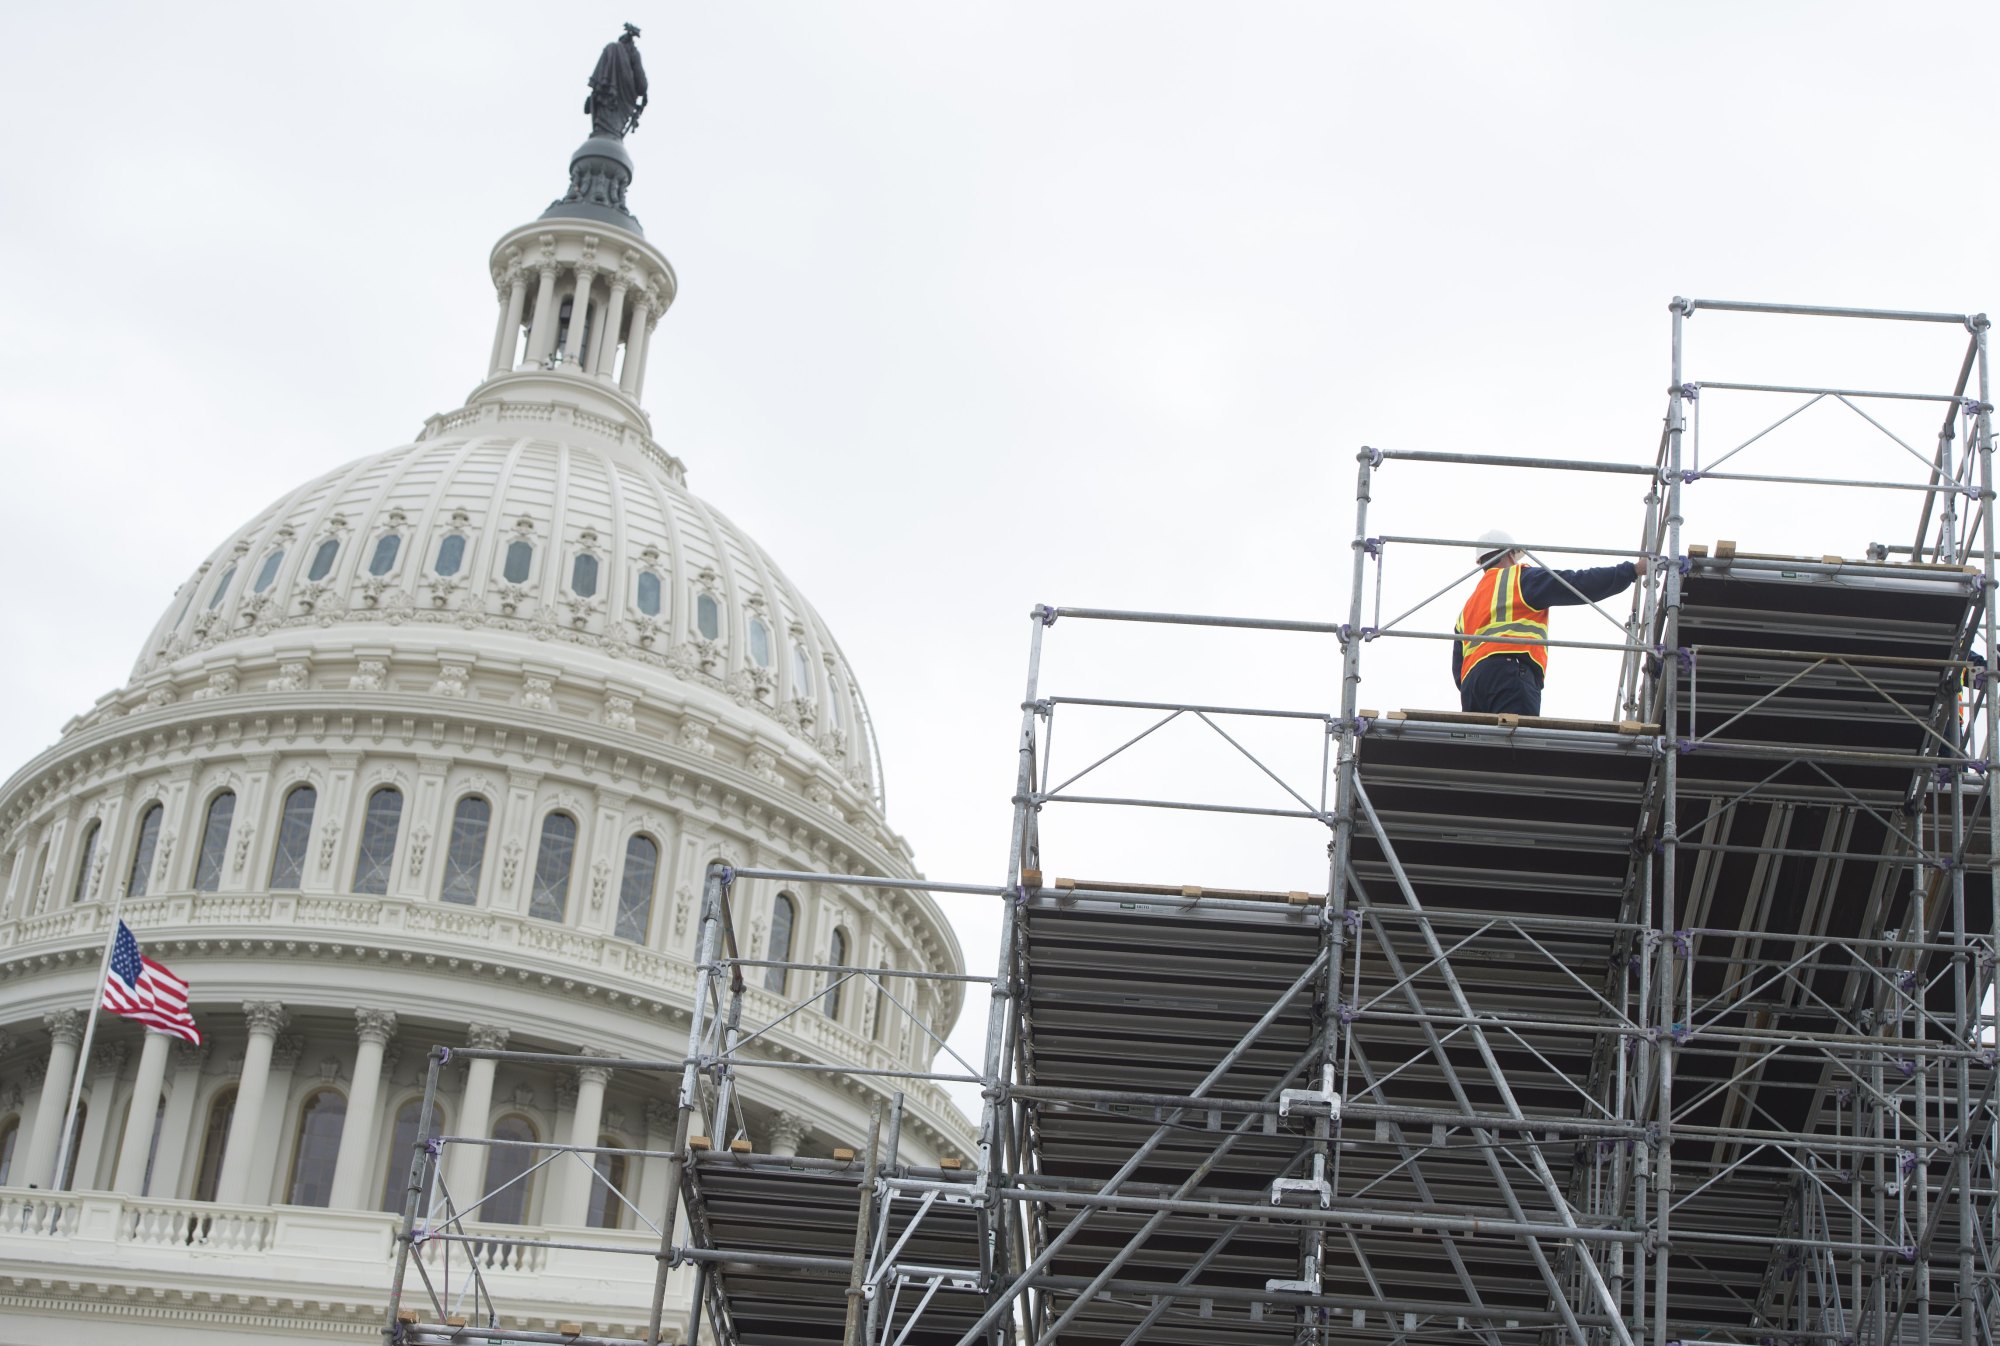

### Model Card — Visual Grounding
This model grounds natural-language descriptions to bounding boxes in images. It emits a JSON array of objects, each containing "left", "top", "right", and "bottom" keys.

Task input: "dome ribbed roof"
[{"left": 132, "top": 432, "right": 882, "bottom": 799}]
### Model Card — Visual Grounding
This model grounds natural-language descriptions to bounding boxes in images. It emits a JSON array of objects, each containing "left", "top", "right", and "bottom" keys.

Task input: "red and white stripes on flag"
[{"left": 102, "top": 921, "right": 202, "bottom": 1045}]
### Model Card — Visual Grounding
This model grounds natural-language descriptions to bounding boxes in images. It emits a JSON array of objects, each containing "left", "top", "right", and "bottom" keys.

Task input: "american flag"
[{"left": 102, "top": 922, "right": 201, "bottom": 1044}]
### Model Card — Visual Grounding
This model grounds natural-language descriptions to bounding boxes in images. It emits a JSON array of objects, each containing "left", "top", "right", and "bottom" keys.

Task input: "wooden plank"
[{"left": 1390, "top": 707, "right": 1660, "bottom": 735}]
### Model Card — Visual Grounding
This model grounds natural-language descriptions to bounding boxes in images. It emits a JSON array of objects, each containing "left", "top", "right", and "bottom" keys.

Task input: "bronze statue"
[{"left": 585, "top": 23, "right": 649, "bottom": 139}]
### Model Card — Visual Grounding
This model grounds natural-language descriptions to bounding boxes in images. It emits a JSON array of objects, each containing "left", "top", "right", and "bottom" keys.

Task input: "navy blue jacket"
[{"left": 1451, "top": 562, "right": 1638, "bottom": 687}]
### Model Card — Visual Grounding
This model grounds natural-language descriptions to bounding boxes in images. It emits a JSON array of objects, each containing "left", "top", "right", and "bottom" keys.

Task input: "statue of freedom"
[{"left": 585, "top": 24, "right": 649, "bottom": 139}]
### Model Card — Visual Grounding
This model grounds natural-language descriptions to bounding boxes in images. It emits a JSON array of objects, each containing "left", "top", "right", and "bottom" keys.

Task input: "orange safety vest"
[{"left": 1455, "top": 564, "right": 1550, "bottom": 682}]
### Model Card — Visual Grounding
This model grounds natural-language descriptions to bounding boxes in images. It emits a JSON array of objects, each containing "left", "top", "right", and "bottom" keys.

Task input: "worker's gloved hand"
[{"left": 1634, "top": 556, "right": 1650, "bottom": 577}]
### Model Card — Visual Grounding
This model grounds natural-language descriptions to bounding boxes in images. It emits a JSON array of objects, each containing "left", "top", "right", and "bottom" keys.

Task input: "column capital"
[
  {"left": 243, "top": 1001, "right": 289, "bottom": 1036},
  {"left": 270, "top": 1033, "right": 306, "bottom": 1071},
  {"left": 466, "top": 1022, "right": 511, "bottom": 1051},
  {"left": 644, "top": 1099, "right": 677, "bottom": 1134},
  {"left": 574, "top": 1049, "right": 615, "bottom": 1088},
  {"left": 355, "top": 1008, "right": 399, "bottom": 1046},
  {"left": 43, "top": 1009, "right": 84, "bottom": 1048},
  {"left": 537, "top": 260, "right": 563, "bottom": 280},
  {"left": 767, "top": 1110, "right": 809, "bottom": 1153}
]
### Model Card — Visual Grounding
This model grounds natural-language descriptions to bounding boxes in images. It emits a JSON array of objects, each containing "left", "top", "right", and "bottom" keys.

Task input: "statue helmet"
[
  {"left": 1474, "top": 529, "right": 1519, "bottom": 568},
  {"left": 623, "top": 22, "right": 641, "bottom": 38}
]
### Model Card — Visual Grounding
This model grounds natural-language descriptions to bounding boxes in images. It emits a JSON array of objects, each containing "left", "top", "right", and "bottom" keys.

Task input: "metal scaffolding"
[{"left": 384, "top": 297, "right": 2000, "bottom": 1346}]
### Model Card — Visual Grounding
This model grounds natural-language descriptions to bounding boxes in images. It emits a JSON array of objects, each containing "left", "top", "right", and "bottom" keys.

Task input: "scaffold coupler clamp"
[
  {"left": 1278, "top": 1064, "right": 1341, "bottom": 1123},
  {"left": 1265, "top": 1244, "right": 1323, "bottom": 1296},
  {"left": 1361, "top": 536, "right": 1383, "bottom": 558},
  {"left": 1270, "top": 1150, "right": 1333, "bottom": 1209},
  {"left": 1035, "top": 604, "right": 1058, "bottom": 626},
  {"left": 1678, "top": 382, "right": 1699, "bottom": 401},
  {"left": 1360, "top": 445, "right": 1383, "bottom": 467}
]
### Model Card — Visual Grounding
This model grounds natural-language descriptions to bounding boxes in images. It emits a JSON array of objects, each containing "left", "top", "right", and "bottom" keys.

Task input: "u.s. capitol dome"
[{"left": 0, "top": 40, "right": 969, "bottom": 1345}]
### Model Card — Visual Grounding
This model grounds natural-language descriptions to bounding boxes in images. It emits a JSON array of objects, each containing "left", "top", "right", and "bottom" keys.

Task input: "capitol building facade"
[{"left": 0, "top": 50, "right": 971, "bottom": 1345}]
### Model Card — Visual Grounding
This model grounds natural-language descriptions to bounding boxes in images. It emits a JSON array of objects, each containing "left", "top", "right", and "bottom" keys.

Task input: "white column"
[
  {"left": 637, "top": 1098, "right": 674, "bottom": 1226},
  {"left": 593, "top": 280, "right": 629, "bottom": 378},
  {"left": 72, "top": 1042, "right": 128, "bottom": 1190},
  {"left": 548, "top": 1057, "right": 610, "bottom": 1226},
  {"left": 618, "top": 295, "right": 652, "bottom": 394},
  {"left": 490, "top": 271, "right": 528, "bottom": 375},
  {"left": 112, "top": 1031, "right": 173, "bottom": 1193},
  {"left": 524, "top": 264, "right": 563, "bottom": 364},
  {"left": 328, "top": 1008, "right": 397, "bottom": 1208},
  {"left": 445, "top": 1023, "right": 507, "bottom": 1208},
  {"left": 21, "top": 1010, "right": 84, "bottom": 1189},
  {"left": 766, "top": 1111, "right": 807, "bottom": 1159},
  {"left": 213, "top": 1001, "right": 286, "bottom": 1205},
  {"left": 151, "top": 1041, "right": 207, "bottom": 1197},
  {"left": 561, "top": 267, "right": 595, "bottom": 364}
]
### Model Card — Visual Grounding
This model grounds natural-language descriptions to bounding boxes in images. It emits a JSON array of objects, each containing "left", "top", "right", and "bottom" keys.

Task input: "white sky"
[{"left": 4, "top": 3, "right": 1997, "bottom": 1117}]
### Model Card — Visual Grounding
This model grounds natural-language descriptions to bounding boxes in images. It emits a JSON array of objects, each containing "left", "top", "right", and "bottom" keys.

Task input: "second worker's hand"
[{"left": 1634, "top": 556, "right": 1651, "bottom": 576}]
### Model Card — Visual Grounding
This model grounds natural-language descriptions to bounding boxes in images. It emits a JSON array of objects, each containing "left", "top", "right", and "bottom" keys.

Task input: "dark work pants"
[{"left": 1459, "top": 655, "right": 1543, "bottom": 716}]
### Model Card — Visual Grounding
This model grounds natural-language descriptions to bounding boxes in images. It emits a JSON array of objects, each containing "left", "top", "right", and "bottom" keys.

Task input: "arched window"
[
  {"left": 440, "top": 796, "right": 491, "bottom": 905},
  {"left": 765, "top": 893, "right": 795, "bottom": 994},
  {"left": 696, "top": 593, "right": 721, "bottom": 641},
  {"left": 0, "top": 1116, "right": 18, "bottom": 1186},
  {"left": 285, "top": 1088, "right": 347, "bottom": 1206},
  {"left": 58, "top": 1104, "right": 86, "bottom": 1189},
  {"left": 368, "top": 534, "right": 401, "bottom": 576},
  {"left": 193, "top": 792, "right": 235, "bottom": 893},
  {"left": 826, "top": 928, "right": 849, "bottom": 1018},
  {"left": 351, "top": 787, "right": 403, "bottom": 895},
  {"left": 503, "top": 540, "right": 534, "bottom": 584},
  {"left": 252, "top": 549, "right": 285, "bottom": 593},
  {"left": 615, "top": 834, "right": 659, "bottom": 943},
  {"left": 571, "top": 553, "right": 598, "bottom": 598},
  {"left": 126, "top": 803, "right": 163, "bottom": 898},
  {"left": 207, "top": 564, "right": 237, "bottom": 610},
  {"left": 306, "top": 538, "right": 340, "bottom": 582},
  {"left": 482, "top": 1115, "right": 538, "bottom": 1224},
  {"left": 193, "top": 1088, "right": 236, "bottom": 1201},
  {"left": 381, "top": 1098, "right": 447, "bottom": 1212},
  {"left": 528, "top": 812, "right": 577, "bottom": 922},
  {"left": 792, "top": 644, "right": 815, "bottom": 700},
  {"left": 71, "top": 820, "right": 100, "bottom": 904},
  {"left": 269, "top": 785, "right": 316, "bottom": 891},
  {"left": 748, "top": 617, "right": 772, "bottom": 668},
  {"left": 636, "top": 570, "right": 662, "bottom": 617},
  {"left": 586, "top": 1137, "right": 629, "bottom": 1229},
  {"left": 434, "top": 534, "right": 466, "bottom": 577}
]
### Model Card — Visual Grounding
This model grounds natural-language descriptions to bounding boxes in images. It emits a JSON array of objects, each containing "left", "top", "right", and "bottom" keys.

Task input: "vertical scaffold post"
[
  {"left": 1967, "top": 312, "right": 1995, "bottom": 1346},
  {"left": 383, "top": 1045, "right": 448, "bottom": 1343},
  {"left": 844, "top": 1105, "right": 884, "bottom": 1346},
  {"left": 646, "top": 862, "right": 731, "bottom": 1346},
  {"left": 1653, "top": 296, "right": 1693, "bottom": 1346}
]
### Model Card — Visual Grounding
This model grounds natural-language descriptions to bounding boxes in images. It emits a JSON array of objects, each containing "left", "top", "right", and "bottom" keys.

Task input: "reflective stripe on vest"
[{"left": 1455, "top": 564, "right": 1550, "bottom": 681}]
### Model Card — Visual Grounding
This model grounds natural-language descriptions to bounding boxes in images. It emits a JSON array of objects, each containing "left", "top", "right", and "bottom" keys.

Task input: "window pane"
[
  {"left": 792, "top": 645, "right": 814, "bottom": 698},
  {"left": 440, "top": 796, "right": 491, "bottom": 905},
  {"left": 207, "top": 565, "right": 237, "bottom": 610},
  {"left": 0, "top": 1118, "right": 17, "bottom": 1186},
  {"left": 504, "top": 540, "right": 533, "bottom": 584},
  {"left": 571, "top": 553, "right": 598, "bottom": 597},
  {"left": 696, "top": 593, "right": 720, "bottom": 641},
  {"left": 636, "top": 570, "right": 661, "bottom": 616},
  {"left": 381, "top": 1099, "right": 446, "bottom": 1212},
  {"left": 352, "top": 788, "right": 403, "bottom": 895},
  {"left": 614, "top": 835, "right": 658, "bottom": 943},
  {"left": 826, "top": 929, "right": 848, "bottom": 1017},
  {"left": 253, "top": 549, "right": 285, "bottom": 593},
  {"left": 434, "top": 534, "right": 466, "bottom": 576},
  {"left": 765, "top": 894, "right": 794, "bottom": 994},
  {"left": 194, "top": 793, "right": 235, "bottom": 892},
  {"left": 307, "top": 538, "right": 339, "bottom": 582},
  {"left": 587, "top": 1145, "right": 628, "bottom": 1229},
  {"left": 71, "top": 822, "right": 99, "bottom": 904},
  {"left": 286, "top": 1089, "right": 348, "bottom": 1207},
  {"left": 269, "top": 786, "right": 316, "bottom": 891},
  {"left": 127, "top": 804, "right": 163, "bottom": 898},
  {"left": 529, "top": 813, "right": 576, "bottom": 922},
  {"left": 748, "top": 618, "right": 772, "bottom": 667},
  {"left": 369, "top": 534, "right": 401, "bottom": 576},
  {"left": 482, "top": 1116, "right": 537, "bottom": 1224},
  {"left": 194, "top": 1089, "right": 236, "bottom": 1201}
]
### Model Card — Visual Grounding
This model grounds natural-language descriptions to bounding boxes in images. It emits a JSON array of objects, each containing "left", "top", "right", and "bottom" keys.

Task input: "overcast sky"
[{"left": 4, "top": 4, "right": 1997, "bottom": 1111}]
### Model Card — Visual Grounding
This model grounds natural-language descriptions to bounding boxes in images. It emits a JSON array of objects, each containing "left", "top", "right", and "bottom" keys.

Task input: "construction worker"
[{"left": 1453, "top": 530, "right": 1647, "bottom": 716}]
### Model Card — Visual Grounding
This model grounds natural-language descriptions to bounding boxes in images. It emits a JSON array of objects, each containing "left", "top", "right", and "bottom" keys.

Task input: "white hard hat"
[{"left": 1474, "top": 529, "right": 1518, "bottom": 568}]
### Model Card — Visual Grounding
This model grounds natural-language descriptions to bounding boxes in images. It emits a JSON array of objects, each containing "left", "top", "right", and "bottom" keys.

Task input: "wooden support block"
[
  {"left": 1715, "top": 540, "right": 1737, "bottom": 558},
  {"left": 445, "top": 1316, "right": 468, "bottom": 1328},
  {"left": 1688, "top": 543, "right": 1709, "bottom": 557},
  {"left": 939, "top": 1156, "right": 964, "bottom": 1170},
  {"left": 728, "top": 1138, "right": 753, "bottom": 1154},
  {"left": 688, "top": 1135, "right": 711, "bottom": 1151},
  {"left": 559, "top": 1325, "right": 584, "bottom": 1338},
  {"left": 1181, "top": 885, "right": 1203, "bottom": 899},
  {"left": 1822, "top": 555, "right": 1843, "bottom": 565},
  {"left": 1286, "top": 891, "right": 1313, "bottom": 906},
  {"left": 832, "top": 1146, "right": 857, "bottom": 1162},
  {"left": 1495, "top": 713, "right": 1521, "bottom": 728},
  {"left": 1357, "top": 708, "right": 1379, "bottom": 720},
  {"left": 1387, "top": 710, "right": 1409, "bottom": 721},
  {"left": 396, "top": 1310, "right": 420, "bottom": 1325},
  {"left": 1616, "top": 720, "right": 1646, "bottom": 735},
  {"left": 1020, "top": 868, "right": 1042, "bottom": 890},
  {"left": 1053, "top": 876, "right": 1076, "bottom": 891}
]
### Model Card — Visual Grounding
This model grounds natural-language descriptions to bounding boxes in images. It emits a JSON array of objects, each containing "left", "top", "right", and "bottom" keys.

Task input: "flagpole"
[{"left": 49, "top": 883, "right": 127, "bottom": 1192}]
